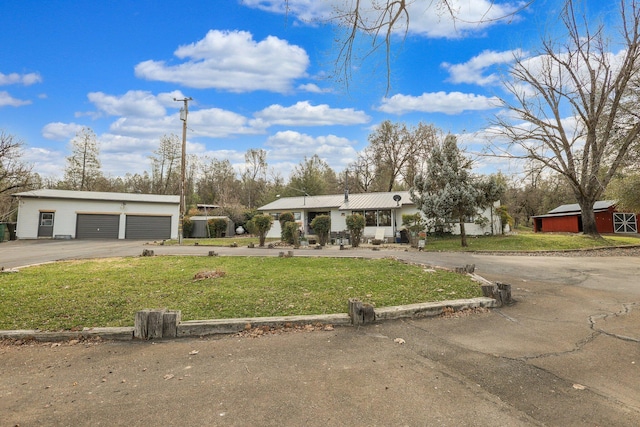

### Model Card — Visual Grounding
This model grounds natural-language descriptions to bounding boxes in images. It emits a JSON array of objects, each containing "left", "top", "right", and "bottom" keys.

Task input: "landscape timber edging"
[
  {"left": 375, "top": 297, "right": 497, "bottom": 320},
  {"left": 0, "top": 297, "right": 498, "bottom": 342}
]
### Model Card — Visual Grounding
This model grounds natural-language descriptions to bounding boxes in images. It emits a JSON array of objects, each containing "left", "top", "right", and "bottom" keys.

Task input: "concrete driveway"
[{"left": 1, "top": 240, "right": 639, "bottom": 426}]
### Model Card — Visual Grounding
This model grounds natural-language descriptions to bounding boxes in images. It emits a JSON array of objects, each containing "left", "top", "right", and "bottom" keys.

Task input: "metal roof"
[
  {"left": 258, "top": 191, "right": 414, "bottom": 211},
  {"left": 339, "top": 191, "right": 413, "bottom": 210},
  {"left": 259, "top": 194, "right": 344, "bottom": 211},
  {"left": 546, "top": 200, "right": 616, "bottom": 215},
  {"left": 13, "top": 189, "right": 179, "bottom": 204}
]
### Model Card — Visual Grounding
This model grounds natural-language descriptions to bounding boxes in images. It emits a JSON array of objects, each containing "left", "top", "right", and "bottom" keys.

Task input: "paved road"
[{"left": 1, "top": 240, "right": 639, "bottom": 426}]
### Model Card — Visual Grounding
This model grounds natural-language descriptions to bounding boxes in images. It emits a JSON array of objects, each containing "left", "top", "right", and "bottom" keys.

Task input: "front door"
[{"left": 38, "top": 212, "right": 54, "bottom": 238}]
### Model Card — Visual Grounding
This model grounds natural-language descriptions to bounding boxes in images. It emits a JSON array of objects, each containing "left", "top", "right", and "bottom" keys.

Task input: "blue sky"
[{"left": 0, "top": 0, "right": 612, "bottom": 181}]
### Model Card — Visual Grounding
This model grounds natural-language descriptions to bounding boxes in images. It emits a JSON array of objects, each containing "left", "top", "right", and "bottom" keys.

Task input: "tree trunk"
[
  {"left": 578, "top": 197, "right": 601, "bottom": 237},
  {"left": 459, "top": 219, "right": 468, "bottom": 247}
]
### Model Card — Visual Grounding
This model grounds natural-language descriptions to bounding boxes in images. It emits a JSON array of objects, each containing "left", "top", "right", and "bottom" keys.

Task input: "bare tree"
[
  {"left": 241, "top": 148, "right": 268, "bottom": 208},
  {"left": 197, "top": 157, "right": 240, "bottom": 205},
  {"left": 349, "top": 147, "right": 377, "bottom": 192},
  {"left": 62, "top": 127, "right": 102, "bottom": 191},
  {"left": 149, "top": 134, "right": 181, "bottom": 195},
  {"left": 490, "top": 0, "right": 640, "bottom": 237},
  {"left": 330, "top": 0, "right": 532, "bottom": 91},
  {"left": 0, "top": 131, "right": 34, "bottom": 220},
  {"left": 365, "top": 120, "right": 438, "bottom": 192}
]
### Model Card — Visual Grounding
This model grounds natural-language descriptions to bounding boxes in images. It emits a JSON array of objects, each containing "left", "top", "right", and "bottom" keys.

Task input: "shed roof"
[
  {"left": 547, "top": 200, "right": 616, "bottom": 215},
  {"left": 13, "top": 189, "right": 179, "bottom": 204},
  {"left": 258, "top": 191, "right": 414, "bottom": 212}
]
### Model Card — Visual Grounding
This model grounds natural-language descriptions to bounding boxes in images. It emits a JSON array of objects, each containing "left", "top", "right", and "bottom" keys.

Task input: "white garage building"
[{"left": 13, "top": 189, "right": 180, "bottom": 240}]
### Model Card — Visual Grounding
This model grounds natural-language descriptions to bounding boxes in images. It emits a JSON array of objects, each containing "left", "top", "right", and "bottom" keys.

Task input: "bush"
[
  {"left": 346, "top": 213, "right": 365, "bottom": 248},
  {"left": 310, "top": 215, "right": 331, "bottom": 246},
  {"left": 402, "top": 213, "right": 426, "bottom": 247},
  {"left": 282, "top": 221, "right": 300, "bottom": 245},
  {"left": 249, "top": 214, "right": 273, "bottom": 247},
  {"left": 208, "top": 218, "right": 228, "bottom": 238},
  {"left": 182, "top": 217, "right": 194, "bottom": 238},
  {"left": 279, "top": 212, "right": 295, "bottom": 242}
]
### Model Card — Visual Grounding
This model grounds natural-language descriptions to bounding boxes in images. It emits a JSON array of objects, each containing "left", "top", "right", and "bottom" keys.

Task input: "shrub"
[
  {"left": 279, "top": 212, "right": 295, "bottom": 242},
  {"left": 182, "top": 217, "right": 194, "bottom": 238},
  {"left": 310, "top": 215, "right": 331, "bottom": 246},
  {"left": 249, "top": 214, "right": 273, "bottom": 247},
  {"left": 496, "top": 205, "right": 514, "bottom": 233},
  {"left": 208, "top": 218, "right": 228, "bottom": 238},
  {"left": 282, "top": 221, "right": 300, "bottom": 246},
  {"left": 346, "top": 213, "right": 365, "bottom": 247},
  {"left": 402, "top": 213, "right": 426, "bottom": 247}
]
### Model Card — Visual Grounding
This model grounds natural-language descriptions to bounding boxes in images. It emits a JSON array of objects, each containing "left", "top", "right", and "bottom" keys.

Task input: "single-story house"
[
  {"left": 13, "top": 189, "right": 180, "bottom": 240},
  {"left": 532, "top": 200, "right": 638, "bottom": 234},
  {"left": 257, "top": 191, "right": 502, "bottom": 242}
]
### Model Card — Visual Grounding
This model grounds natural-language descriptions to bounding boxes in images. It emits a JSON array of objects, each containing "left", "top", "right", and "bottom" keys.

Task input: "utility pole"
[{"left": 174, "top": 97, "right": 192, "bottom": 244}]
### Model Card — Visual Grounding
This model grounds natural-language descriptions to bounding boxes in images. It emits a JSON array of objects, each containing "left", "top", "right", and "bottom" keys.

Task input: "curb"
[{"left": 0, "top": 297, "right": 497, "bottom": 342}]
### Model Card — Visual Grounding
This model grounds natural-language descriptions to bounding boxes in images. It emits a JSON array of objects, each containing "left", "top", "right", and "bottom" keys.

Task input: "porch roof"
[{"left": 258, "top": 191, "right": 415, "bottom": 212}]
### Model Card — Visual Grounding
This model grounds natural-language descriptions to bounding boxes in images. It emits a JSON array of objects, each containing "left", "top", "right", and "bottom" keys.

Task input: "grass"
[
  {"left": 164, "top": 236, "right": 279, "bottom": 246},
  {"left": 422, "top": 232, "right": 640, "bottom": 252},
  {"left": 168, "top": 231, "right": 639, "bottom": 251},
  {"left": 0, "top": 256, "right": 481, "bottom": 331},
  {"left": 5, "top": 231, "right": 636, "bottom": 332}
]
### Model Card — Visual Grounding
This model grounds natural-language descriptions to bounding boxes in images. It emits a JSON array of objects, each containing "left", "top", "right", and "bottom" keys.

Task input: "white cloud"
[
  {"left": 134, "top": 30, "right": 309, "bottom": 93},
  {"left": 99, "top": 133, "right": 157, "bottom": 154},
  {"left": 41, "top": 122, "right": 85, "bottom": 140},
  {"left": 265, "top": 130, "right": 357, "bottom": 170},
  {"left": 188, "top": 108, "right": 267, "bottom": 137},
  {"left": 442, "top": 49, "right": 524, "bottom": 86},
  {"left": 377, "top": 92, "right": 501, "bottom": 114},
  {"left": 404, "top": 0, "right": 521, "bottom": 38},
  {"left": 23, "top": 147, "right": 66, "bottom": 177},
  {"left": 88, "top": 90, "right": 169, "bottom": 117},
  {"left": 106, "top": 107, "right": 266, "bottom": 140},
  {"left": 240, "top": 0, "right": 334, "bottom": 24},
  {"left": 298, "top": 83, "right": 331, "bottom": 93},
  {"left": 0, "top": 91, "right": 31, "bottom": 107},
  {"left": 253, "top": 101, "right": 370, "bottom": 126},
  {"left": 0, "top": 72, "right": 42, "bottom": 86},
  {"left": 242, "top": 0, "right": 522, "bottom": 38}
]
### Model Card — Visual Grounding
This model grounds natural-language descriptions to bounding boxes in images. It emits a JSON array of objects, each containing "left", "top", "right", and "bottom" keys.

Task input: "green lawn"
[
  {"left": 5, "top": 232, "right": 636, "bottom": 332},
  {"left": 169, "top": 231, "right": 639, "bottom": 251},
  {"left": 0, "top": 256, "right": 481, "bottom": 331},
  {"left": 423, "top": 232, "right": 640, "bottom": 251}
]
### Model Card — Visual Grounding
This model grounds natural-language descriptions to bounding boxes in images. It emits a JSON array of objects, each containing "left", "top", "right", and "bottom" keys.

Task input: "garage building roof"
[{"left": 13, "top": 189, "right": 179, "bottom": 204}]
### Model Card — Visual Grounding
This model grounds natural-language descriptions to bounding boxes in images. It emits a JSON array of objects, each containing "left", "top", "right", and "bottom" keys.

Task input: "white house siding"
[
  {"left": 14, "top": 190, "right": 179, "bottom": 240},
  {"left": 330, "top": 210, "right": 347, "bottom": 234}
]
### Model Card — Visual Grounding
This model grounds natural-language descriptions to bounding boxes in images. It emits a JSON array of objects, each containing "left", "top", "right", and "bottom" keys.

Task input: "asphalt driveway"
[{"left": 1, "top": 240, "right": 639, "bottom": 426}]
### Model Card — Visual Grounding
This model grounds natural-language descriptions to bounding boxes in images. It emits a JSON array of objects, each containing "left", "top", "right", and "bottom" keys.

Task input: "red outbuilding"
[{"left": 532, "top": 200, "right": 639, "bottom": 234}]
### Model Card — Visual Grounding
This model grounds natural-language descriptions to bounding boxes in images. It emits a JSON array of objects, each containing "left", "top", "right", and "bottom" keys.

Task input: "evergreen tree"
[
  {"left": 63, "top": 127, "right": 102, "bottom": 191},
  {"left": 411, "top": 135, "right": 501, "bottom": 247}
]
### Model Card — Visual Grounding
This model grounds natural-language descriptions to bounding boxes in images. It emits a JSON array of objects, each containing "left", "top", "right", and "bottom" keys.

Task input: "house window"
[
  {"left": 270, "top": 213, "right": 280, "bottom": 220},
  {"left": 40, "top": 212, "right": 54, "bottom": 226},
  {"left": 293, "top": 212, "right": 302, "bottom": 221},
  {"left": 613, "top": 213, "right": 637, "bottom": 233},
  {"left": 364, "top": 210, "right": 377, "bottom": 226},
  {"left": 378, "top": 210, "right": 391, "bottom": 226},
  {"left": 353, "top": 210, "right": 392, "bottom": 227}
]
